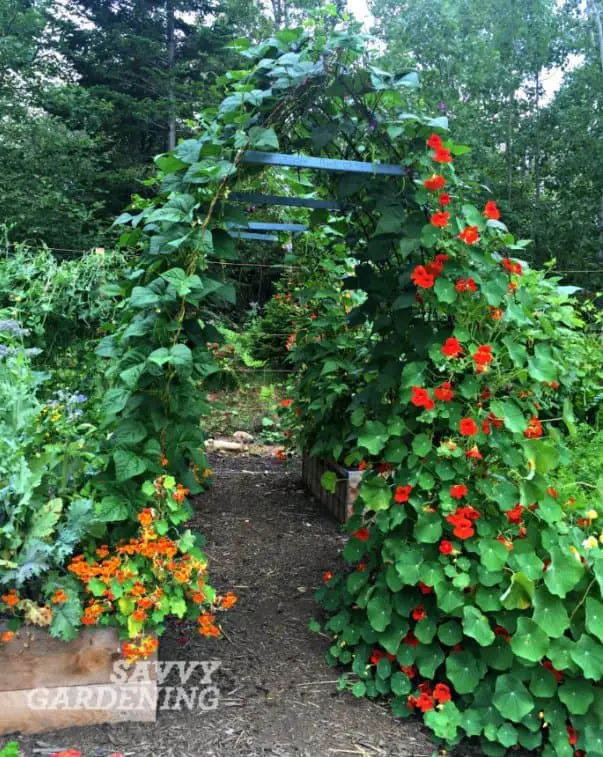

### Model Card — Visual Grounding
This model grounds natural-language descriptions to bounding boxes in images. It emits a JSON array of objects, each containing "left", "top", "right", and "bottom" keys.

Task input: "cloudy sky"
[{"left": 347, "top": 0, "right": 373, "bottom": 24}]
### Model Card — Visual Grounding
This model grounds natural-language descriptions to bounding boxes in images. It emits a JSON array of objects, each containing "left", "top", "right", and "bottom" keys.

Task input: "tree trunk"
[
  {"left": 166, "top": 0, "right": 176, "bottom": 152},
  {"left": 587, "top": 0, "right": 603, "bottom": 71},
  {"left": 587, "top": 0, "right": 603, "bottom": 261}
]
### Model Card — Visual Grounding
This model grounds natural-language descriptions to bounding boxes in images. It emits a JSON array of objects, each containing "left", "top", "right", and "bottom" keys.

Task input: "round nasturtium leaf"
[
  {"left": 532, "top": 587, "right": 570, "bottom": 638},
  {"left": 586, "top": 597, "right": 603, "bottom": 643},
  {"left": 547, "top": 635, "right": 578, "bottom": 673},
  {"left": 543, "top": 547, "right": 585, "bottom": 598},
  {"left": 584, "top": 725, "right": 603, "bottom": 755},
  {"left": 529, "top": 665, "right": 558, "bottom": 698},
  {"left": 570, "top": 633, "right": 603, "bottom": 681},
  {"left": 390, "top": 670, "right": 411, "bottom": 696},
  {"left": 493, "top": 674, "right": 534, "bottom": 722},
  {"left": 480, "top": 636, "right": 513, "bottom": 671},
  {"left": 446, "top": 651, "right": 483, "bottom": 694},
  {"left": 558, "top": 678, "right": 595, "bottom": 715},
  {"left": 510, "top": 617, "right": 550, "bottom": 662},
  {"left": 437, "top": 620, "right": 463, "bottom": 646},
  {"left": 463, "top": 605, "right": 495, "bottom": 647},
  {"left": 367, "top": 593, "right": 392, "bottom": 632},
  {"left": 497, "top": 723, "right": 519, "bottom": 748}
]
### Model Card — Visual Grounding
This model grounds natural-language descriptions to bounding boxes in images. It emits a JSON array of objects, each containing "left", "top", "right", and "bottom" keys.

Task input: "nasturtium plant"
[{"left": 223, "top": 18, "right": 603, "bottom": 757}]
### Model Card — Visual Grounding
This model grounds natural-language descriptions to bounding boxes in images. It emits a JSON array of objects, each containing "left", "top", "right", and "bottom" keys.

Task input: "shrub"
[{"left": 0, "top": 243, "right": 128, "bottom": 368}]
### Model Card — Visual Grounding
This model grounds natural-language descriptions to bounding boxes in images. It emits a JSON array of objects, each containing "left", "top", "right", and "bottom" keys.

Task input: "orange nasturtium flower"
[
  {"left": 1, "top": 590, "right": 19, "bottom": 608},
  {"left": 51, "top": 589, "right": 68, "bottom": 604},
  {"left": 430, "top": 210, "right": 450, "bottom": 228},
  {"left": 459, "top": 225, "right": 480, "bottom": 244},
  {"left": 220, "top": 592, "right": 238, "bottom": 609},
  {"left": 423, "top": 174, "right": 446, "bottom": 191}
]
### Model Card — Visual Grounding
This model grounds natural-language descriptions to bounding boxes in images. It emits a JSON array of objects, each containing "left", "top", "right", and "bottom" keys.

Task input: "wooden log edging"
[{"left": 0, "top": 626, "right": 157, "bottom": 734}]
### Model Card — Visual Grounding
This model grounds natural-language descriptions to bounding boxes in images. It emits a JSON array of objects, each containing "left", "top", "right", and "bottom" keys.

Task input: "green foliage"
[
  {"left": 0, "top": 243, "right": 128, "bottom": 366},
  {"left": 0, "top": 319, "right": 101, "bottom": 640}
]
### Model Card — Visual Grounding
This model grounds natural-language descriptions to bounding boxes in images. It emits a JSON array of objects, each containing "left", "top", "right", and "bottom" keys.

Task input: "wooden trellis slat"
[
  {"left": 229, "top": 192, "right": 342, "bottom": 210},
  {"left": 241, "top": 150, "right": 405, "bottom": 176},
  {"left": 230, "top": 222, "right": 308, "bottom": 233},
  {"left": 227, "top": 231, "right": 278, "bottom": 242}
]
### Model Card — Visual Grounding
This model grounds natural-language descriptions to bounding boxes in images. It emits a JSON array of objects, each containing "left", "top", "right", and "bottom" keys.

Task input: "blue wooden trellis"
[{"left": 227, "top": 151, "right": 405, "bottom": 242}]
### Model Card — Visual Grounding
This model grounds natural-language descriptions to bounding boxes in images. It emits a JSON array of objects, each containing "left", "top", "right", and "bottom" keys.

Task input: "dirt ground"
[{"left": 9, "top": 454, "right": 435, "bottom": 757}]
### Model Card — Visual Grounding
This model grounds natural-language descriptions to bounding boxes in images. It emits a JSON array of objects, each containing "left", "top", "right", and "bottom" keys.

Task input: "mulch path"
[{"left": 10, "top": 454, "right": 435, "bottom": 757}]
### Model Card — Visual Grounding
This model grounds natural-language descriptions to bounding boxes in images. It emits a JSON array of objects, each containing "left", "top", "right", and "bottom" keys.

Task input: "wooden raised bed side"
[
  {"left": 0, "top": 626, "right": 157, "bottom": 735},
  {"left": 302, "top": 452, "right": 362, "bottom": 523}
]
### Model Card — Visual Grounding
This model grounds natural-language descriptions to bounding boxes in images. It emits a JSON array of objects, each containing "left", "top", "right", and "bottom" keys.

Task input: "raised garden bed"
[
  {"left": 302, "top": 452, "right": 361, "bottom": 523},
  {"left": 0, "top": 626, "right": 157, "bottom": 735}
]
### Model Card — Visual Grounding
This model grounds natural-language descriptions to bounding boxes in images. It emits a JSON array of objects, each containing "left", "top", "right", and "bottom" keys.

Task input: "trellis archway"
[{"left": 101, "top": 12, "right": 599, "bottom": 757}]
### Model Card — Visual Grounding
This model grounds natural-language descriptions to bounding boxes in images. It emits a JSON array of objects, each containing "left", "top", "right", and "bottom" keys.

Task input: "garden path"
[{"left": 15, "top": 455, "right": 434, "bottom": 757}]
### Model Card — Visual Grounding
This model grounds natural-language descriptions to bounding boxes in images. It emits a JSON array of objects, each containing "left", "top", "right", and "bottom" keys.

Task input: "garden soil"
[{"left": 12, "top": 454, "right": 436, "bottom": 757}]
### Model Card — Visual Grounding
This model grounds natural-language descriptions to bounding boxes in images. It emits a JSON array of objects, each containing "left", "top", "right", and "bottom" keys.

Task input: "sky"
[
  {"left": 346, "top": 0, "right": 373, "bottom": 24},
  {"left": 344, "top": 0, "right": 573, "bottom": 101}
]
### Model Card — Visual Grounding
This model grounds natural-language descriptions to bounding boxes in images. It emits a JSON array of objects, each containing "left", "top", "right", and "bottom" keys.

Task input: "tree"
[
  {"left": 48, "top": 0, "right": 235, "bottom": 217},
  {"left": 368, "top": 0, "right": 602, "bottom": 285}
]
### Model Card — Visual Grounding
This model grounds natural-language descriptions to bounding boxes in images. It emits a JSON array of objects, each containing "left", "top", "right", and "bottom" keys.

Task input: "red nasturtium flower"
[
  {"left": 323, "top": 571, "right": 333, "bottom": 583},
  {"left": 449, "top": 484, "right": 468, "bottom": 500},
  {"left": 442, "top": 337, "right": 463, "bottom": 358},
  {"left": 456, "top": 277, "right": 477, "bottom": 292},
  {"left": 411, "top": 604, "right": 427, "bottom": 621},
  {"left": 472, "top": 344, "right": 493, "bottom": 367},
  {"left": 415, "top": 691, "right": 436, "bottom": 712},
  {"left": 280, "top": 398, "right": 293, "bottom": 407},
  {"left": 353, "top": 527, "right": 369, "bottom": 542},
  {"left": 524, "top": 416, "right": 543, "bottom": 439},
  {"left": 505, "top": 504, "right": 524, "bottom": 524},
  {"left": 418, "top": 581, "right": 434, "bottom": 595},
  {"left": 427, "top": 133, "right": 443, "bottom": 149},
  {"left": 547, "top": 486, "right": 558, "bottom": 499},
  {"left": 446, "top": 506, "right": 480, "bottom": 539},
  {"left": 459, "top": 225, "right": 480, "bottom": 244},
  {"left": 484, "top": 200, "right": 500, "bottom": 220},
  {"left": 438, "top": 192, "right": 451, "bottom": 206},
  {"left": 403, "top": 631, "right": 419, "bottom": 647},
  {"left": 502, "top": 257, "right": 523, "bottom": 275},
  {"left": 459, "top": 418, "right": 479, "bottom": 436},
  {"left": 567, "top": 725, "right": 578, "bottom": 746},
  {"left": 394, "top": 485, "right": 413, "bottom": 503},
  {"left": 425, "top": 253, "right": 448, "bottom": 278},
  {"left": 400, "top": 664, "right": 417, "bottom": 678},
  {"left": 434, "top": 381, "right": 454, "bottom": 401},
  {"left": 430, "top": 210, "right": 450, "bottom": 228},
  {"left": 411, "top": 386, "right": 435, "bottom": 411},
  {"left": 439, "top": 540, "right": 454, "bottom": 555},
  {"left": 433, "top": 683, "right": 452, "bottom": 704},
  {"left": 410, "top": 265, "right": 435, "bottom": 289},
  {"left": 424, "top": 174, "right": 446, "bottom": 190},
  {"left": 433, "top": 146, "right": 453, "bottom": 163},
  {"left": 275, "top": 449, "right": 286, "bottom": 461}
]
